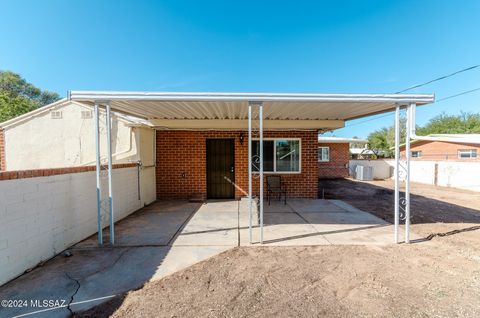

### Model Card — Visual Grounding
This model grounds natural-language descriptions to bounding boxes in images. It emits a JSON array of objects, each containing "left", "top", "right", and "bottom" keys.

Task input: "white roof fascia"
[
  {"left": 318, "top": 137, "right": 368, "bottom": 143},
  {"left": 412, "top": 135, "right": 480, "bottom": 145},
  {"left": 69, "top": 91, "right": 435, "bottom": 104}
]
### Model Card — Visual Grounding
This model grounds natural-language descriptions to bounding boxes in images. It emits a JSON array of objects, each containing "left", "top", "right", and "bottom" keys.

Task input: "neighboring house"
[
  {"left": 318, "top": 136, "right": 368, "bottom": 178},
  {"left": 399, "top": 134, "right": 480, "bottom": 161},
  {"left": 0, "top": 99, "right": 154, "bottom": 171}
]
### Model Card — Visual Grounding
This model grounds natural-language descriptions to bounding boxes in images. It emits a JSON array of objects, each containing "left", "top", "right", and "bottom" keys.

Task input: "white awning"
[{"left": 69, "top": 91, "right": 434, "bottom": 129}]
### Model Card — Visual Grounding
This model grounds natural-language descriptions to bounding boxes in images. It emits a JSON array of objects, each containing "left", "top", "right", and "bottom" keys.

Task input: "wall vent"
[
  {"left": 50, "top": 111, "right": 62, "bottom": 119},
  {"left": 81, "top": 110, "right": 93, "bottom": 119}
]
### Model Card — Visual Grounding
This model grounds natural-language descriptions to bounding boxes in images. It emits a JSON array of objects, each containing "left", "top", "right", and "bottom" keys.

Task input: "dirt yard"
[{"left": 77, "top": 180, "right": 480, "bottom": 318}]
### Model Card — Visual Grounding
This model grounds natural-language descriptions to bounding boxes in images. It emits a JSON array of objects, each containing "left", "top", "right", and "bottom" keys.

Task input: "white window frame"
[
  {"left": 411, "top": 150, "right": 422, "bottom": 158},
  {"left": 252, "top": 138, "right": 301, "bottom": 174},
  {"left": 318, "top": 146, "right": 330, "bottom": 162},
  {"left": 458, "top": 149, "right": 477, "bottom": 159}
]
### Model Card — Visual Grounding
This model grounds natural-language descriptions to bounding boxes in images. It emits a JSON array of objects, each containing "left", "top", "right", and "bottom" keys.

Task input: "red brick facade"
[
  {"left": 400, "top": 140, "right": 480, "bottom": 161},
  {"left": 318, "top": 142, "right": 349, "bottom": 179},
  {"left": 0, "top": 128, "right": 5, "bottom": 171},
  {"left": 156, "top": 130, "right": 319, "bottom": 200},
  {"left": 0, "top": 163, "right": 136, "bottom": 181}
]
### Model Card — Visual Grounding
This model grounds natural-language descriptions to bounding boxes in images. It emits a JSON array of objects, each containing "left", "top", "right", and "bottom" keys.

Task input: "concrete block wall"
[
  {"left": 350, "top": 159, "right": 480, "bottom": 192},
  {"left": 0, "top": 166, "right": 148, "bottom": 286}
]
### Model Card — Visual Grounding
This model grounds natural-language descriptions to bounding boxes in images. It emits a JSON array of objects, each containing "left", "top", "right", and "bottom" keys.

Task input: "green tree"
[
  {"left": 417, "top": 112, "right": 480, "bottom": 135},
  {"left": 0, "top": 71, "right": 60, "bottom": 122},
  {"left": 367, "top": 117, "right": 406, "bottom": 157},
  {"left": 367, "top": 111, "right": 480, "bottom": 157}
]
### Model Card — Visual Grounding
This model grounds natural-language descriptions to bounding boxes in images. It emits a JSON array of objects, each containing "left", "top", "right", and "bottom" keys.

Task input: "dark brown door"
[{"left": 206, "top": 139, "right": 235, "bottom": 199}]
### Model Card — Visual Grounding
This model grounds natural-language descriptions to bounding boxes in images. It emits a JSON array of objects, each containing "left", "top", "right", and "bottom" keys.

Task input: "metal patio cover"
[{"left": 69, "top": 91, "right": 434, "bottom": 121}]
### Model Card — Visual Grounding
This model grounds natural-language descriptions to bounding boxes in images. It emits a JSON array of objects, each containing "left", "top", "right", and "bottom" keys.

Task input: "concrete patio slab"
[
  {"left": 140, "top": 200, "right": 201, "bottom": 213},
  {"left": 263, "top": 201, "right": 295, "bottom": 213},
  {"left": 288, "top": 199, "right": 347, "bottom": 213},
  {"left": 0, "top": 198, "right": 407, "bottom": 318},
  {"left": 0, "top": 247, "right": 171, "bottom": 318},
  {"left": 240, "top": 212, "right": 331, "bottom": 245},
  {"left": 172, "top": 201, "right": 239, "bottom": 246},
  {"left": 151, "top": 246, "right": 232, "bottom": 280},
  {"left": 76, "top": 209, "right": 196, "bottom": 247}
]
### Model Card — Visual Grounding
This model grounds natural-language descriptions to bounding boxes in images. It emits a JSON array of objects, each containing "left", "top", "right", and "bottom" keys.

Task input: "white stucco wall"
[
  {"left": 437, "top": 161, "right": 480, "bottom": 191},
  {"left": 0, "top": 167, "right": 144, "bottom": 286},
  {"left": 3, "top": 102, "right": 145, "bottom": 170},
  {"left": 349, "top": 159, "right": 393, "bottom": 180},
  {"left": 350, "top": 159, "right": 480, "bottom": 192}
]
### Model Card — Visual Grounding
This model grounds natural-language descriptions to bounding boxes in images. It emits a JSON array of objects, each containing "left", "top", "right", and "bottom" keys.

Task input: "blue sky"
[{"left": 1, "top": 0, "right": 479, "bottom": 138}]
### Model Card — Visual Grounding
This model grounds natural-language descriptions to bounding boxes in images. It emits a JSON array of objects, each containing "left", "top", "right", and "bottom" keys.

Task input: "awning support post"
[
  {"left": 106, "top": 104, "right": 115, "bottom": 245},
  {"left": 259, "top": 103, "right": 264, "bottom": 244},
  {"left": 248, "top": 103, "right": 253, "bottom": 243},
  {"left": 405, "top": 103, "right": 415, "bottom": 243},
  {"left": 394, "top": 104, "right": 400, "bottom": 244},
  {"left": 94, "top": 103, "right": 103, "bottom": 245}
]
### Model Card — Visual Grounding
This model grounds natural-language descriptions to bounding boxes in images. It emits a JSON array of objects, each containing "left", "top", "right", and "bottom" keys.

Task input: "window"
[
  {"left": 411, "top": 151, "right": 422, "bottom": 158},
  {"left": 252, "top": 139, "right": 301, "bottom": 173},
  {"left": 81, "top": 110, "right": 93, "bottom": 119},
  {"left": 318, "top": 147, "right": 330, "bottom": 162},
  {"left": 458, "top": 149, "right": 477, "bottom": 159},
  {"left": 50, "top": 110, "right": 62, "bottom": 119}
]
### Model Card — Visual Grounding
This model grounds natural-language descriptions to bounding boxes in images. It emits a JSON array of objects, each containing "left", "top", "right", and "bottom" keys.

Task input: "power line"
[
  {"left": 345, "top": 86, "right": 480, "bottom": 128},
  {"left": 343, "top": 65, "right": 480, "bottom": 128},
  {"left": 436, "top": 86, "right": 480, "bottom": 102},
  {"left": 395, "top": 64, "right": 480, "bottom": 93}
]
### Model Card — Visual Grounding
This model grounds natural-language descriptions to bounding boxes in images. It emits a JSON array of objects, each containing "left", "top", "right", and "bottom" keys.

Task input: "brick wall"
[
  {"left": 400, "top": 140, "right": 480, "bottom": 161},
  {"left": 0, "top": 163, "right": 137, "bottom": 181},
  {"left": 0, "top": 128, "right": 5, "bottom": 171},
  {"left": 318, "top": 142, "right": 349, "bottom": 178},
  {"left": 156, "top": 130, "right": 318, "bottom": 200}
]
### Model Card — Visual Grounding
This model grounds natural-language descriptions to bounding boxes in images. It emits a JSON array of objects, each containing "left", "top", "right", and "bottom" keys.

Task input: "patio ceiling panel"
[{"left": 69, "top": 91, "right": 434, "bottom": 127}]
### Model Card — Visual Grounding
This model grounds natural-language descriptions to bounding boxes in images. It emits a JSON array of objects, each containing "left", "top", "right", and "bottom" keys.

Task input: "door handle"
[{"left": 230, "top": 165, "right": 234, "bottom": 173}]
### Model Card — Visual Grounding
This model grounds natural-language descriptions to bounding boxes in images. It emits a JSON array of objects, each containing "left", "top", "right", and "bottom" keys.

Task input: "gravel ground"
[{"left": 77, "top": 179, "right": 480, "bottom": 318}]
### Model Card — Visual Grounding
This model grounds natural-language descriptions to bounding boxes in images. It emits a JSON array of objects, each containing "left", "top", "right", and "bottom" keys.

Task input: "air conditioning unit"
[{"left": 355, "top": 165, "right": 373, "bottom": 181}]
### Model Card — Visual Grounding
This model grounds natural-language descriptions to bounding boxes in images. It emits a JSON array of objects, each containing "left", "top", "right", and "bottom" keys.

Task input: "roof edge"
[
  {"left": 0, "top": 98, "right": 68, "bottom": 128},
  {"left": 69, "top": 91, "right": 435, "bottom": 104}
]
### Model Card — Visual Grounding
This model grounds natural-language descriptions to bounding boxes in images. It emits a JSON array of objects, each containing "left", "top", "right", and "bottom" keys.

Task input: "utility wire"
[
  {"left": 345, "top": 65, "right": 480, "bottom": 128},
  {"left": 436, "top": 86, "right": 480, "bottom": 102},
  {"left": 395, "top": 64, "right": 480, "bottom": 93},
  {"left": 345, "top": 86, "right": 480, "bottom": 128}
]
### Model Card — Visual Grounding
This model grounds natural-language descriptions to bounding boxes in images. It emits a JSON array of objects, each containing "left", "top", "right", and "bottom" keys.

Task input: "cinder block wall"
[
  {"left": 0, "top": 165, "right": 146, "bottom": 286},
  {"left": 155, "top": 130, "right": 318, "bottom": 199},
  {"left": 318, "top": 143, "right": 349, "bottom": 178}
]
